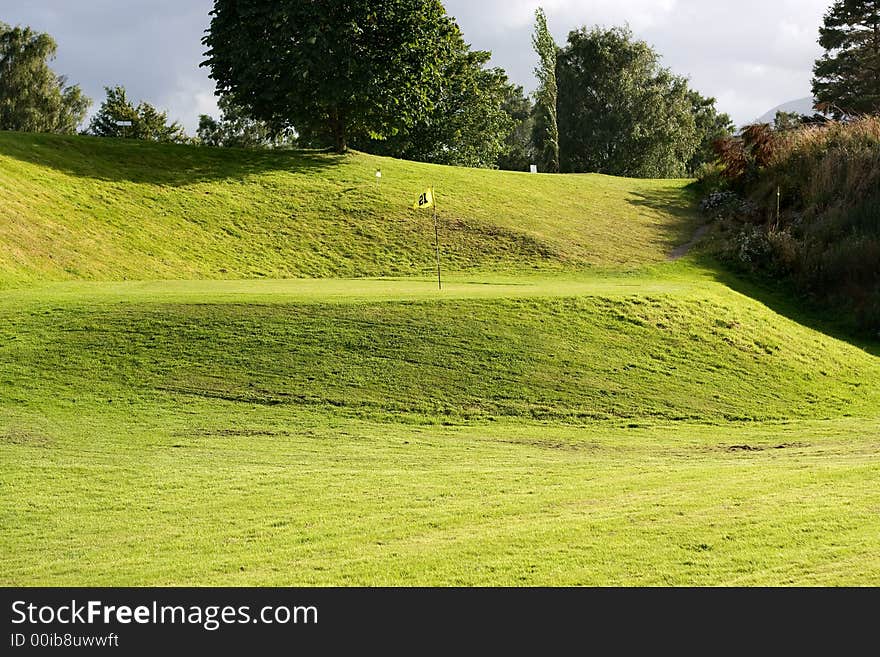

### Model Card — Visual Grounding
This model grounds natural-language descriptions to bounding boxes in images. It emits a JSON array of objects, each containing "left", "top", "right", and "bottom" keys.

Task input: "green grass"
[
  {"left": 1, "top": 133, "right": 878, "bottom": 585},
  {"left": 0, "top": 131, "right": 695, "bottom": 282},
  {"left": 3, "top": 274, "right": 878, "bottom": 424},
  {"left": 3, "top": 408, "right": 878, "bottom": 586}
]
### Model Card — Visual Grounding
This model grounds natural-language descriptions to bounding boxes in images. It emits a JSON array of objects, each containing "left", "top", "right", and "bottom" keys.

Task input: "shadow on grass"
[
  {"left": 690, "top": 251, "right": 880, "bottom": 358},
  {"left": 628, "top": 185, "right": 879, "bottom": 355},
  {"left": 0, "top": 131, "right": 343, "bottom": 185},
  {"left": 626, "top": 184, "right": 703, "bottom": 247}
]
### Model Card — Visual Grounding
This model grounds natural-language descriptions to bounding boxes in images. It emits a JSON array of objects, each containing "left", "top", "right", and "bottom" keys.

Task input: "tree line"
[
  {"left": 202, "top": 0, "right": 734, "bottom": 177},
  {"left": 4, "top": 1, "right": 879, "bottom": 178}
]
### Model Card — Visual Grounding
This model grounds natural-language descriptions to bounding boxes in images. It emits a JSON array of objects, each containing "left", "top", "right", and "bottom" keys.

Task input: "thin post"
[
  {"left": 776, "top": 186, "right": 781, "bottom": 228},
  {"left": 432, "top": 188, "right": 441, "bottom": 290}
]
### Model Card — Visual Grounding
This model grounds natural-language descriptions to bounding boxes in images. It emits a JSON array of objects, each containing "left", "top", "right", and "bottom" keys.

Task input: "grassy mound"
[
  {"left": 0, "top": 132, "right": 696, "bottom": 282},
  {"left": 3, "top": 276, "right": 878, "bottom": 425},
  {"left": 2, "top": 276, "right": 879, "bottom": 586}
]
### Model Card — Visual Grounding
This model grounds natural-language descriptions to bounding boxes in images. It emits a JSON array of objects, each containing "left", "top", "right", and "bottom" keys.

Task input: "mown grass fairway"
[{"left": 1, "top": 133, "right": 878, "bottom": 585}]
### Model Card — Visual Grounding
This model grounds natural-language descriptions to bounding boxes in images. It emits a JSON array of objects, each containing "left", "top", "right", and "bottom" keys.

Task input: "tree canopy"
[
  {"left": 813, "top": 0, "right": 880, "bottom": 118},
  {"left": 0, "top": 23, "right": 90, "bottom": 133},
  {"left": 688, "top": 90, "right": 735, "bottom": 174},
  {"left": 89, "top": 86, "right": 188, "bottom": 143},
  {"left": 496, "top": 85, "right": 534, "bottom": 172},
  {"left": 556, "top": 26, "right": 699, "bottom": 178},
  {"left": 202, "top": 2, "right": 728, "bottom": 175},
  {"left": 203, "top": 0, "right": 462, "bottom": 153},
  {"left": 354, "top": 47, "right": 518, "bottom": 169}
]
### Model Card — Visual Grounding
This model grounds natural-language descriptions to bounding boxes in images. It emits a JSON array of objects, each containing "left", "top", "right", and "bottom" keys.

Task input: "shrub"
[
  {"left": 704, "top": 116, "right": 880, "bottom": 334},
  {"left": 694, "top": 160, "right": 724, "bottom": 185}
]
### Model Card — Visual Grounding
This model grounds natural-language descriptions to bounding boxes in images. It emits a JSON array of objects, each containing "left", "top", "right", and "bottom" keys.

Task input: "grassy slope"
[
  {"left": 2, "top": 275, "right": 878, "bottom": 424},
  {"left": 0, "top": 132, "right": 694, "bottom": 281},
  {"left": 1, "top": 132, "right": 878, "bottom": 585}
]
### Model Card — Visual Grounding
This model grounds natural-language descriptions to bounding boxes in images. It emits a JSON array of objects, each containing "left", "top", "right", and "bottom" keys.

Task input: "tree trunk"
[{"left": 329, "top": 109, "right": 347, "bottom": 154}]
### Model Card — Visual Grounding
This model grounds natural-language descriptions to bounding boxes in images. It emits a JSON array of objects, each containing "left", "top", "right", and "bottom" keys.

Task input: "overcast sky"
[{"left": 0, "top": 0, "right": 830, "bottom": 133}]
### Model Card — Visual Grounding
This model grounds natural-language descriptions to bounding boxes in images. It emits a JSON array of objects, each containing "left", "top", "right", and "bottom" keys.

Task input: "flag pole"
[{"left": 432, "top": 187, "right": 442, "bottom": 290}]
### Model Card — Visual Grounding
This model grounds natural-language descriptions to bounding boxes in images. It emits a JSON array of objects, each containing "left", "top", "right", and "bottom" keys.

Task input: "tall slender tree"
[
  {"left": 812, "top": 0, "right": 880, "bottom": 117},
  {"left": 531, "top": 7, "right": 560, "bottom": 173}
]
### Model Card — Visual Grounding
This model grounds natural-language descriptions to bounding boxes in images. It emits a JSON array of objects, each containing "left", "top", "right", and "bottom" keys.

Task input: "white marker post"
[
  {"left": 115, "top": 120, "right": 133, "bottom": 139},
  {"left": 375, "top": 169, "right": 382, "bottom": 191},
  {"left": 530, "top": 164, "right": 538, "bottom": 174},
  {"left": 776, "top": 186, "right": 781, "bottom": 228}
]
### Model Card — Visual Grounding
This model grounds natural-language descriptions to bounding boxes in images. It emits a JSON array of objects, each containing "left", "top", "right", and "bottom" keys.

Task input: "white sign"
[
  {"left": 375, "top": 170, "right": 382, "bottom": 179},
  {"left": 116, "top": 120, "right": 133, "bottom": 127},
  {"left": 529, "top": 164, "right": 538, "bottom": 174}
]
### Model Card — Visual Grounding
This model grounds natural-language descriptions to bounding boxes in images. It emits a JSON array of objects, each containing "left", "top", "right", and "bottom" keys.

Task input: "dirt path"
[{"left": 669, "top": 224, "right": 710, "bottom": 260}]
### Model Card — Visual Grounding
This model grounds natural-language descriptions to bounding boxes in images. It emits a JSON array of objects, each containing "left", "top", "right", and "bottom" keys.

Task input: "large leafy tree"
[
  {"left": 0, "top": 23, "right": 90, "bottom": 133},
  {"left": 203, "top": 0, "right": 460, "bottom": 154},
  {"left": 531, "top": 7, "right": 560, "bottom": 173},
  {"left": 813, "top": 0, "right": 880, "bottom": 117},
  {"left": 197, "top": 95, "right": 294, "bottom": 149},
  {"left": 89, "top": 86, "right": 188, "bottom": 143},
  {"left": 556, "top": 26, "right": 698, "bottom": 178},
  {"left": 356, "top": 47, "right": 517, "bottom": 168}
]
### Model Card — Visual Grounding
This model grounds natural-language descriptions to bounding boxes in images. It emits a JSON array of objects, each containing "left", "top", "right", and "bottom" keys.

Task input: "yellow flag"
[{"left": 413, "top": 188, "right": 435, "bottom": 210}]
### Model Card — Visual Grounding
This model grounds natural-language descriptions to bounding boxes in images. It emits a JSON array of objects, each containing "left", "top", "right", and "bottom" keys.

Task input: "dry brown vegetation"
[{"left": 708, "top": 117, "right": 880, "bottom": 334}]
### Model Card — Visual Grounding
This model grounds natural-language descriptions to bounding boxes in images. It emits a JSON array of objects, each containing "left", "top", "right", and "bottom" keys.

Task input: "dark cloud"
[
  {"left": 0, "top": 0, "right": 829, "bottom": 133},
  {"left": 1, "top": 0, "right": 217, "bottom": 131}
]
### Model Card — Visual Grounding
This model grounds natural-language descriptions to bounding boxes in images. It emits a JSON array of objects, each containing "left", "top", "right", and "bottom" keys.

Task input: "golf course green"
[{"left": 2, "top": 132, "right": 878, "bottom": 585}]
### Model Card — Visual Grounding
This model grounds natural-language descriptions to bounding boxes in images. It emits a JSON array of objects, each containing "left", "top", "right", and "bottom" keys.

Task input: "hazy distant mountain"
[{"left": 756, "top": 97, "right": 817, "bottom": 124}]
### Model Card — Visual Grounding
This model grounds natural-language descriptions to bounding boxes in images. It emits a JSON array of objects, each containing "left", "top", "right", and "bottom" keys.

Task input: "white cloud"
[
  {"left": 160, "top": 79, "right": 219, "bottom": 132},
  {"left": 465, "top": 0, "right": 678, "bottom": 32},
  {"left": 445, "top": 0, "right": 830, "bottom": 124}
]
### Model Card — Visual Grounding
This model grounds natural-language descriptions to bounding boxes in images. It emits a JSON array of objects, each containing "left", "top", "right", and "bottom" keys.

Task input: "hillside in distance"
[{"left": 756, "top": 97, "right": 818, "bottom": 123}]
